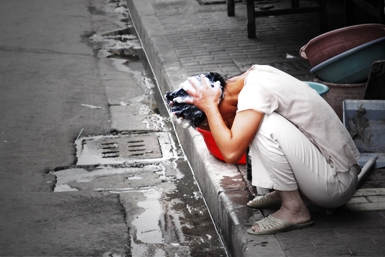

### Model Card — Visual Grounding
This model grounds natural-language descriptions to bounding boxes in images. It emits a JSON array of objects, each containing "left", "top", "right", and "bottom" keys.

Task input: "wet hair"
[
  {"left": 205, "top": 72, "right": 226, "bottom": 98},
  {"left": 165, "top": 72, "right": 225, "bottom": 128}
]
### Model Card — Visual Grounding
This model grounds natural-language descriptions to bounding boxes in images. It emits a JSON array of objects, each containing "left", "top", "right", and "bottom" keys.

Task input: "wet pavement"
[{"left": 50, "top": 2, "right": 228, "bottom": 255}]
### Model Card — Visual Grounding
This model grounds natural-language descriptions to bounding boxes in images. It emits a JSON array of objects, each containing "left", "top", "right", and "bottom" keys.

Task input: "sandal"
[
  {"left": 247, "top": 195, "right": 281, "bottom": 209},
  {"left": 247, "top": 216, "right": 313, "bottom": 235}
]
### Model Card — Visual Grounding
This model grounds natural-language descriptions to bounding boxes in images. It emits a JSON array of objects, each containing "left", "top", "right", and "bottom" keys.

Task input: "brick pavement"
[
  {"left": 156, "top": 0, "right": 319, "bottom": 79},
  {"left": 126, "top": 0, "right": 385, "bottom": 256}
]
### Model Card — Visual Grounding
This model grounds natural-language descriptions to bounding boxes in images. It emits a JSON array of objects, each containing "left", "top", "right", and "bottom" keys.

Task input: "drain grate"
[
  {"left": 98, "top": 134, "right": 161, "bottom": 159},
  {"left": 76, "top": 132, "right": 175, "bottom": 165}
]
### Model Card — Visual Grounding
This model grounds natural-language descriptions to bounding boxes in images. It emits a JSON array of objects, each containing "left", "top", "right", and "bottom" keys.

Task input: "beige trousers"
[{"left": 250, "top": 112, "right": 359, "bottom": 208}]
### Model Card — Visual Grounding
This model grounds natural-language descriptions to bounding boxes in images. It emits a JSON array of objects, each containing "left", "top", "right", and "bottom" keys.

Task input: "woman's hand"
[{"left": 184, "top": 74, "right": 222, "bottom": 113}]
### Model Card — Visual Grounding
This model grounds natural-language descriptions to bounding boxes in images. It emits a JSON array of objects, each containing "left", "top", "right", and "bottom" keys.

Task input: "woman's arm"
[
  {"left": 186, "top": 75, "right": 264, "bottom": 164},
  {"left": 208, "top": 108, "right": 263, "bottom": 163}
]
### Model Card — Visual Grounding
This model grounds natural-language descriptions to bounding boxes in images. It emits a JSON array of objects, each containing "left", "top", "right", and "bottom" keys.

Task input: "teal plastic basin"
[
  {"left": 304, "top": 81, "right": 329, "bottom": 96},
  {"left": 310, "top": 37, "right": 385, "bottom": 83}
]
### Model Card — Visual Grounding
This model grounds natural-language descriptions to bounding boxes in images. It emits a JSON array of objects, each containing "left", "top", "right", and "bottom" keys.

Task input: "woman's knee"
[{"left": 298, "top": 170, "right": 358, "bottom": 209}]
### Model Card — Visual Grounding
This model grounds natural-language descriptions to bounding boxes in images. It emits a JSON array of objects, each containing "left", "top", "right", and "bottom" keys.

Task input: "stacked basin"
[
  {"left": 300, "top": 24, "right": 385, "bottom": 120},
  {"left": 300, "top": 24, "right": 385, "bottom": 83}
]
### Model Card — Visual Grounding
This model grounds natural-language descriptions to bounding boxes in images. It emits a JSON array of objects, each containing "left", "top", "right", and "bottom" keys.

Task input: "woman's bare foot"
[
  {"left": 250, "top": 190, "right": 311, "bottom": 233},
  {"left": 247, "top": 191, "right": 281, "bottom": 209},
  {"left": 265, "top": 190, "right": 282, "bottom": 203}
]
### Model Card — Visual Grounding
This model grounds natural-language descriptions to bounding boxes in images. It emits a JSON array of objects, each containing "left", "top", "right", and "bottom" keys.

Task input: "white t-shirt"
[{"left": 237, "top": 65, "right": 360, "bottom": 174}]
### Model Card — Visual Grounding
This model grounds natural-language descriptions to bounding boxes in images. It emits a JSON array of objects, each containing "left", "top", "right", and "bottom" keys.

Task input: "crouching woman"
[{"left": 183, "top": 65, "right": 361, "bottom": 235}]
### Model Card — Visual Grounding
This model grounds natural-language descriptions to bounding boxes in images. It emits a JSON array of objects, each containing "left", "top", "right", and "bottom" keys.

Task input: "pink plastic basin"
[{"left": 300, "top": 24, "right": 385, "bottom": 67}]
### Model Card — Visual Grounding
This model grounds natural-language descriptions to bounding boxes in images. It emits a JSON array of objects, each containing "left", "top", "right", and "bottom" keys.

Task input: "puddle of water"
[
  {"left": 132, "top": 189, "right": 163, "bottom": 244},
  {"left": 128, "top": 188, "right": 192, "bottom": 256},
  {"left": 55, "top": 184, "right": 79, "bottom": 192},
  {"left": 127, "top": 175, "right": 143, "bottom": 180},
  {"left": 51, "top": 165, "right": 163, "bottom": 192},
  {"left": 90, "top": 27, "right": 144, "bottom": 73}
]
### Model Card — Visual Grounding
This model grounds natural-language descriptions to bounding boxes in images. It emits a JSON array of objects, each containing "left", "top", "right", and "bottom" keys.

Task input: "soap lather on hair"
[{"left": 165, "top": 72, "right": 225, "bottom": 128}]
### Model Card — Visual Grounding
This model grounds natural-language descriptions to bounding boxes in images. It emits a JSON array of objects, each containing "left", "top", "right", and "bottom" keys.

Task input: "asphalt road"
[{"left": 0, "top": 0, "right": 226, "bottom": 256}]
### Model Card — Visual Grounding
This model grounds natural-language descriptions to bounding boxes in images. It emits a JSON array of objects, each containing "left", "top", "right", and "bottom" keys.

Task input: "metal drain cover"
[
  {"left": 76, "top": 132, "right": 175, "bottom": 165},
  {"left": 99, "top": 134, "right": 161, "bottom": 158}
]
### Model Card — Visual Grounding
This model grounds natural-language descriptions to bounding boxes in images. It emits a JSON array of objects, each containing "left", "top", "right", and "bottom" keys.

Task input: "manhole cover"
[{"left": 76, "top": 132, "right": 175, "bottom": 165}]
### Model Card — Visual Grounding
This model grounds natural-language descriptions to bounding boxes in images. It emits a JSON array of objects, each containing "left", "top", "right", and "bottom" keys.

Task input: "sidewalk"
[{"left": 126, "top": 0, "right": 385, "bottom": 256}]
